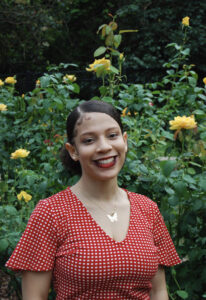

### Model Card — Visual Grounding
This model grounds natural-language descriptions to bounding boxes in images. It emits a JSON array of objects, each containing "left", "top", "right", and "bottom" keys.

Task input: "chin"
[{"left": 90, "top": 169, "right": 121, "bottom": 182}]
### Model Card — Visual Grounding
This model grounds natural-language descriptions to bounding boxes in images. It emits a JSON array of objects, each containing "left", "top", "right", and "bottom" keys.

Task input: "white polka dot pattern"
[{"left": 6, "top": 188, "right": 181, "bottom": 299}]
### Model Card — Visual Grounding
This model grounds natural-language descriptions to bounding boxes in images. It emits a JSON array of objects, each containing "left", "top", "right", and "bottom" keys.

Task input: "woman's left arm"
[{"left": 150, "top": 266, "right": 169, "bottom": 300}]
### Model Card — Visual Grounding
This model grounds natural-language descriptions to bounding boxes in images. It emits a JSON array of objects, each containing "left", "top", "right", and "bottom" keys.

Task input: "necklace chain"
[
  {"left": 90, "top": 197, "right": 118, "bottom": 223},
  {"left": 72, "top": 186, "right": 120, "bottom": 223}
]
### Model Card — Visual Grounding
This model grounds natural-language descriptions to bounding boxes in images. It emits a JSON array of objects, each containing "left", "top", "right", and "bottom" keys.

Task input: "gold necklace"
[
  {"left": 91, "top": 198, "right": 118, "bottom": 223},
  {"left": 73, "top": 185, "right": 119, "bottom": 223}
]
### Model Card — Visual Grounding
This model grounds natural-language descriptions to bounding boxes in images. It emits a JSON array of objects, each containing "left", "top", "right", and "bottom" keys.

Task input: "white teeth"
[{"left": 97, "top": 157, "right": 114, "bottom": 164}]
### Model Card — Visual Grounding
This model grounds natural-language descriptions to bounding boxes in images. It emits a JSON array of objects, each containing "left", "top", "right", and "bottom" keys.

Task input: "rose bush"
[{"left": 0, "top": 18, "right": 206, "bottom": 300}]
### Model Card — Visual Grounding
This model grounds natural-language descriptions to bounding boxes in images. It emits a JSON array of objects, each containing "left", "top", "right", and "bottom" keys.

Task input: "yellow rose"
[
  {"left": 0, "top": 103, "right": 7, "bottom": 111},
  {"left": 119, "top": 53, "right": 124, "bottom": 60},
  {"left": 5, "top": 76, "right": 17, "bottom": 84},
  {"left": 36, "top": 79, "right": 41, "bottom": 86},
  {"left": 121, "top": 107, "right": 137, "bottom": 117},
  {"left": 203, "top": 77, "right": 206, "bottom": 85},
  {"left": 0, "top": 79, "right": 4, "bottom": 86},
  {"left": 41, "top": 123, "right": 48, "bottom": 127},
  {"left": 17, "top": 191, "right": 32, "bottom": 203},
  {"left": 86, "top": 57, "right": 111, "bottom": 72},
  {"left": 121, "top": 107, "right": 131, "bottom": 117},
  {"left": 63, "top": 74, "right": 77, "bottom": 83},
  {"left": 169, "top": 115, "right": 197, "bottom": 130},
  {"left": 11, "top": 149, "right": 30, "bottom": 159},
  {"left": 182, "top": 16, "right": 190, "bottom": 27}
]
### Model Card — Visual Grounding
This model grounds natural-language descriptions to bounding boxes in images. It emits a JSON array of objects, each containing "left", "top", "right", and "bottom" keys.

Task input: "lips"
[{"left": 94, "top": 156, "right": 116, "bottom": 168}]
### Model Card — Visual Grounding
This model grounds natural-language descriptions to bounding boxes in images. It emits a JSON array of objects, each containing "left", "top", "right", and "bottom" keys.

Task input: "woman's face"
[{"left": 66, "top": 112, "right": 127, "bottom": 182}]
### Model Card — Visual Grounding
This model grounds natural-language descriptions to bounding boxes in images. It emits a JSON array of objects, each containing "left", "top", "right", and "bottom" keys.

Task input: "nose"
[{"left": 96, "top": 137, "right": 112, "bottom": 152}]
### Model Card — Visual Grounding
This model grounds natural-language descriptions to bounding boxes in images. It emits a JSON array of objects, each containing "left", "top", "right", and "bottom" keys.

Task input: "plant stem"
[{"left": 181, "top": 134, "right": 185, "bottom": 153}]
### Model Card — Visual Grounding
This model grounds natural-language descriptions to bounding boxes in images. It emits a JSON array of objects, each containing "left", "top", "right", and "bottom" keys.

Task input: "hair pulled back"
[{"left": 60, "top": 100, "right": 123, "bottom": 175}]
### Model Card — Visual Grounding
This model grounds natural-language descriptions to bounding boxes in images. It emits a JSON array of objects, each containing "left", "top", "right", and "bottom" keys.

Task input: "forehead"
[{"left": 75, "top": 112, "right": 120, "bottom": 136}]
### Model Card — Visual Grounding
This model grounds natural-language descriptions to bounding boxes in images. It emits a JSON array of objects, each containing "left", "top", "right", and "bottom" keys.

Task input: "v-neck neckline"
[{"left": 68, "top": 187, "right": 132, "bottom": 244}]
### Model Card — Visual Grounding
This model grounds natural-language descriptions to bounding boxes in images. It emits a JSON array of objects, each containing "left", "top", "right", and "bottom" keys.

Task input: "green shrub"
[{"left": 0, "top": 17, "right": 206, "bottom": 300}]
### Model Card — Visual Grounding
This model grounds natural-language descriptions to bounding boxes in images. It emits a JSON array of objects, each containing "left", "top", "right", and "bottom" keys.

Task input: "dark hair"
[{"left": 60, "top": 100, "right": 123, "bottom": 175}]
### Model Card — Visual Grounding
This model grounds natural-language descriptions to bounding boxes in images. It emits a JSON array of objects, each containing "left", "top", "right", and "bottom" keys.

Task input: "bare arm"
[
  {"left": 150, "top": 266, "right": 169, "bottom": 300},
  {"left": 22, "top": 270, "right": 52, "bottom": 300}
]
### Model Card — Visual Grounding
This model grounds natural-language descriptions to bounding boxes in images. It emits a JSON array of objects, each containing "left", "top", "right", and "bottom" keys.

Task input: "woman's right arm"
[{"left": 22, "top": 270, "right": 52, "bottom": 300}]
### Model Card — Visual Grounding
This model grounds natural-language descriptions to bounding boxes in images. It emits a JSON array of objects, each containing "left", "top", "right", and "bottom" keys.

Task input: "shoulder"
[
  {"left": 32, "top": 187, "right": 75, "bottom": 220},
  {"left": 127, "top": 190, "right": 158, "bottom": 210},
  {"left": 126, "top": 190, "right": 159, "bottom": 223},
  {"left": 37, "top": 186, "right": 73, "bottom": 209}
]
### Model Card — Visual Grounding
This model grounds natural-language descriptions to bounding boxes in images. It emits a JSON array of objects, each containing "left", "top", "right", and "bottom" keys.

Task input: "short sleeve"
[
  {"left": 153, "top": 204, "right": 182, "bottom": 266},
  {"left": 6, "top": 199, "right": 57, "bottom": 272}
]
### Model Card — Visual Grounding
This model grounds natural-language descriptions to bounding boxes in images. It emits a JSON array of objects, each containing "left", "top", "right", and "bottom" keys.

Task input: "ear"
[
  {"left": 123, "top": 132, "right": 128, "bottom": 152},
  {"left": 65, "top": 143, "right": 79, "bottom": 161}
]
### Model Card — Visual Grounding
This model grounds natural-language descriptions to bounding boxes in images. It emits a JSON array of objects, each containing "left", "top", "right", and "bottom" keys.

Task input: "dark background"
[{"left": 0, "top": 0, "right": 205, "bottom": 97}]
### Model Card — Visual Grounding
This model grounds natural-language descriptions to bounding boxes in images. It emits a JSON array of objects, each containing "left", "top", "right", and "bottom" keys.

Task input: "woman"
[{"left": 6, "top": 100, "right": 181, "bottom": 299}]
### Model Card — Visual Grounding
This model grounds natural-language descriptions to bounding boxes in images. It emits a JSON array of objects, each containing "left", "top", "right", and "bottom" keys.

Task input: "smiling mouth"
[{"left": 94, "top": 156, "right": 117, "bottom": 168}]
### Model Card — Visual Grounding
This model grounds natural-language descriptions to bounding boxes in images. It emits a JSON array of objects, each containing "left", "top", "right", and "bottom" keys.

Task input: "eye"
[
  {"left": 109, "top": 132, "right": 118, "bottom": 139},
  {"left": 82, "top": 137, "right": 94, "bottom": 144}
]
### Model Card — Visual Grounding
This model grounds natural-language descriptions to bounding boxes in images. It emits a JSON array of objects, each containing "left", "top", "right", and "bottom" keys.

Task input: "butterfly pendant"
[{"left": 107, "top": 211, "right": 118, "bottom": 223}]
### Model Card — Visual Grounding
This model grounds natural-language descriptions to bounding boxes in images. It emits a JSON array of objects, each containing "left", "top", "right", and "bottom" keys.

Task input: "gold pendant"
[{"left": 107, "top": 211, "right": 118, "bottom": 223}]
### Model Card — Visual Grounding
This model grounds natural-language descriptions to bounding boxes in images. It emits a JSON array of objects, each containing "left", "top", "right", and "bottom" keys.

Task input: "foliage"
[
  {"left": 116, "top": 0, "right": 206, "bottom": 83},
  {"left": 0, "top": 16, "right": 206, "bottom": 300},
  {"left": 1, "top": 0, "right": 206, "bottom": 89},
  {"left": 0, "top": 0, "right": 118, "bottom": 74}
]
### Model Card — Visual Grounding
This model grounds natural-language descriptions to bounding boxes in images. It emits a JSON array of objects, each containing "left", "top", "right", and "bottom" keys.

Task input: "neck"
[{"left": 74, "top": 175, "right": 120, "bottom": 203}]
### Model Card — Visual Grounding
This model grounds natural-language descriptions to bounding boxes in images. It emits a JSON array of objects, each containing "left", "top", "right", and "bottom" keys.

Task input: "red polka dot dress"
[{"left": 6, "top": 187, "right": 181, "bottom": 299}]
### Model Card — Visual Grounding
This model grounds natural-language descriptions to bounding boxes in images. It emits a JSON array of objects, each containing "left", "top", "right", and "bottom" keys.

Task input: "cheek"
[
  {"left": 77, "top": 145, "right": 94, "bottom": 159},
  {"left": 118, "top": 140, "right": 127, "bottom": 152}
]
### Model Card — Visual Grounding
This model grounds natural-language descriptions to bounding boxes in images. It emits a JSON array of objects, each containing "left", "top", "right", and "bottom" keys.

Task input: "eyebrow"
[{"left": 79, "top": 127, "right": 120, "bottom": 137}]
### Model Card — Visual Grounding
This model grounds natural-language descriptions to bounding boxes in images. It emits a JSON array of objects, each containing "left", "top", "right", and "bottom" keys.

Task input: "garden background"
[{"left": 0, "top": 0, "right": 206, "bottom": 299}]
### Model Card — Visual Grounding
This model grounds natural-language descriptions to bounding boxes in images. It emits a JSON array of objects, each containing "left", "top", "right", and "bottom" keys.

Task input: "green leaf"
[
  {"left": 94, "top": 47, "right": 107, "bottom": 57},
  {"left": 187, "top": 168, "right": 196, "bottom": 175},
  {"left": 119, "top": 29, "right": 138, "bottom": 34},
  {"left": 26, "top": 175, "right": 36, "bottom": 186},
  {"left": 139, "top": 165, "right": 148, "bottom": 174},
  {"left": 39, "top": 181, "right": 48, "bottom": 193},
  {"left": 193, "top": 200, "right": 202, "bottom": 211},
  {"left": 97, "top": 24, "right": 107, "bottom": 33},
  {"left": 161, "top": 130, "right": 174, "bottom": 141},
  {"left": 46, "top": 87, "right": 55, "bottom": 94},
  {"left": 188, "top": 76, "right": 197, "bottom": 87},
  {"left": 0, "top": 239, "right": 9, "bottom": 253},
  {"left": 189, "top": 161, "right": 202, "bottom": 168},
  {"left": 165, "top": 186, "right": 175, "bottom": 195},
  {"left": 198, "top": 94, "right": 206, "bottom": 101},
  {"left": 106, "top": 25, "right": 112, "bottom": 35},
  {"left": 176, "top": 290, "right": 188, "bottom": 299},
  {"left": 40, "top": 75, "right": 50, "bottom": 88},
  {"left": 199, "top": 178, "right": 206, "bottom": 192},
  {"left": 72, "top": 83, "right": 80, "bottom": 94},
  {"left": 101, "top": 96, "right": 114, "bottom": 103},
  {"left": 166, "top": 42, "right": 177, "bottom": 48},
  {"left": 99, "top": 86, "right": 107, "bottom": 96},
  {"left": 4, "top": 205, "right": 17, "bottom": 215},
  {"left": 160, "top": 160, "right": 176, "bottom": 177},
  {"left": 109, "top": 49, "right": 120, "bottom": 56},
  {"left": 109, "top": 65, "right": 119, "bottom": 74},
  {"left": 113, "top": 34, "right": 122, "bottom": 48},
  {"left": 181, "top": 48, "right": 190, "bottom": 56},
  {"left": 183, "top": 175, "right": 196, "bottom": 184},
  {"left": 193, "top": 109, "right": 205, "bottom": 115},
  {"left": 174, "top": 181, "right": 187, "bottom": 197},
  {"left": 168, "top": 195, "right": 178, "bottom": 206}
]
